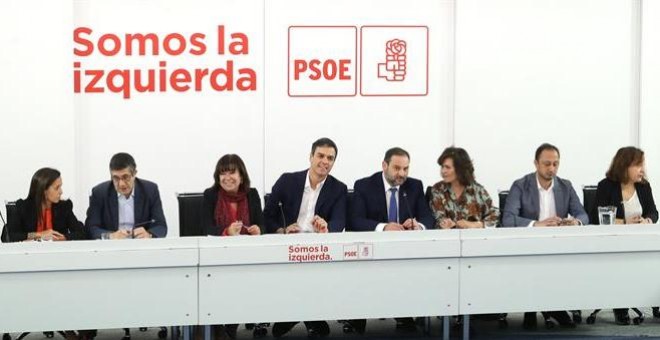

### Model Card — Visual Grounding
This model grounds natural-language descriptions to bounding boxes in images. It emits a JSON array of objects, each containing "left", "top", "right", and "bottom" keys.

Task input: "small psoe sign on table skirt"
[{"left": 286, "top": 243, "right": 374, "bottom": 263}]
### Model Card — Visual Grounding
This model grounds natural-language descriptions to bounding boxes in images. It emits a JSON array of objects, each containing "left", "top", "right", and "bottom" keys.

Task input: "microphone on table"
[
  {"left": 278, "top": 202, "right": 287, "bottom": 233},
  {"left": 402, "top": 191, "right": 416, "bottom": 229},
  {"left": 131, "top": 219, "right": 156, "bottom": 238}
]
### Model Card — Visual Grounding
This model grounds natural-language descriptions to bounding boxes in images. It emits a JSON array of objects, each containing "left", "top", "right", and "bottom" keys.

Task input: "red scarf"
[
  {"left": 215, "top": 188, "right": 250, "bottom": 235},
  {"left": 36, "top": 208, "right": 53, "bottom": 233}
]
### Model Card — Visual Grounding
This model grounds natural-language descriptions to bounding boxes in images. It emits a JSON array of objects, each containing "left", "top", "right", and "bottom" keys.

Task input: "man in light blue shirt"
[{"left": 85, "top": 152, "right": 167, "bottom": 239}]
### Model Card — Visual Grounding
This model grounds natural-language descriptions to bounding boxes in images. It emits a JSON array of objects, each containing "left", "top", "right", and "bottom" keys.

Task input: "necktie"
[{"left": 388, "top": 187, "right": 398, "bottom": 223}]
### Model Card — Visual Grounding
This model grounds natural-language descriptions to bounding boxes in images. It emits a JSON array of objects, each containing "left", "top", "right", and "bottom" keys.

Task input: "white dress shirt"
[
  {"left": 296, "top": 171, "right": 326, "bottom": 233},
  {"left": 117, "top": 189, "right": 135, "bottom": 231},
  {"left": 528, "top": 176, "right": 557, "bottom": 227}
]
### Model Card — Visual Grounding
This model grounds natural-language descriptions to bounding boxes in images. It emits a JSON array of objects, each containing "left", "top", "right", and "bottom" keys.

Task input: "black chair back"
[
  {"left": 176, "top": 193, "right": 204, "bottom": 237},
  {"left": 263, "top": 193, "right": 272, "bottom": 208},
  {"left": 1, "top": 201, "right": 17, "bottom": 243},
  {"left": 498, "top": 191, "right": 509, "bottom": 226},
  {"left": 583, "top": 185, "right": 598, "bottom": 225}
]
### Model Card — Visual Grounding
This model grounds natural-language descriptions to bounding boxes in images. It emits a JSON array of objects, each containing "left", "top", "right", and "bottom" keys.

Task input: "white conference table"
[
  {"left": 0, "top": 231, "right": 461, "bottom": 337},
  {"left": 198, "top": 230, "right": 461, "bottom": 325},
  {"left": 459, "top": 225, "right": 660, "bottom": 315},
  {"left": 3, "top": 226, "right": 660, "bottom": 340},
  {"left": 0, "top": 239, "right": 199, "bottom": 333}
]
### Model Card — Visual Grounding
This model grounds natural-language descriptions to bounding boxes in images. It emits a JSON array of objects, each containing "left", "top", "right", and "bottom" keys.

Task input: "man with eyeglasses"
[{"left": 85, "top": 152, "right": 167, "bottom": 239}]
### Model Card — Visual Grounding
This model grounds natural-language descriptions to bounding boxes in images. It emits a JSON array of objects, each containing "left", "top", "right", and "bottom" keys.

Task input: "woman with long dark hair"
[
  {"left": 596, "top": 146, "right": 658, "bottom": 225},
  {"left": 6, "top": 167, "right": 85, "bottom": 242},
  {"left": 201, "top": 154, "right": 265, "bottom": 339},
  {"left": 429, "top": 147, "right": 499, "bottom": 229},
  {"left": 202, "top": 154, "right": 263, "bottom": 237},
  {"left": 596, "top": 147, "right": 658, "bottom": 325}
]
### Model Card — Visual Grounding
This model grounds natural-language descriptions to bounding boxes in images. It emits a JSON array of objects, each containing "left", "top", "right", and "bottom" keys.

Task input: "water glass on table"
[{"left": 597, "top": 206, "right": 617, "bottom": 225}]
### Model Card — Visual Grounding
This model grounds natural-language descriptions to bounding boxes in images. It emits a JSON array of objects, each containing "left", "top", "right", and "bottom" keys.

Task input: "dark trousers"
[
  {"left": 525, "top": 311, "right": 572, "bottom": 324},
  {"left": 614, "top": 308, "right": 629, "bottom": 318},
  {"left": 78, "top": 330, "right": 97, "bottom": 340},
  {"left": 347, "top": 317, "right": 414, "bottom": 332},
  {"left": 272, "top": 320, "right": 330, "bottom": 338},
  {"left": 274, "top": 320, "right": 327, "bottom": 330}
]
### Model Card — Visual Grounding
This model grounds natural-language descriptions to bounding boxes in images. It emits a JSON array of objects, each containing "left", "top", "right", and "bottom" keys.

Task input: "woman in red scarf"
[
  {"left": 202, "top": 154, "right": 263, "bottom": 237},
  {"left": 201, "top": 154, "right": 265, "bottom": 339}
]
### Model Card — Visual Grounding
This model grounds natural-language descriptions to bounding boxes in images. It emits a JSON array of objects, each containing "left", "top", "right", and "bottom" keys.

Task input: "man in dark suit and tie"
[
  {"left": 351, "top": 147, "right": 434, "bottom": 232},
  {"left": 502, "top": 143, "right": 587, "bottom": 329},
  {"left": 346, "top": 147, "right": 434, "bottom": 334},
  {"left": 263, "top": 137, "right": 347, "bottom": 338},
  {"left": 85, "top": 152, "right": 167, "bottom": 239}
]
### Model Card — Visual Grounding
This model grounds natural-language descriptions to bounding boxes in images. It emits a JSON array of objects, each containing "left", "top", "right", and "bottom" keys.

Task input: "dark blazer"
[
  {"left": 350, "top": 172, "right": 434, "bottom": 231},
  {"left": 5, "top": 198, "right": 85, "bottom": 242},
  {"left": 85, "top": 178, "right": 167, "bottom": 239},
  {"left": 595, "top": 177, "right": 658, "bottom": 223},
  {"left": 502, "top": 172, "right": 589, "bottom": 227},
  {"left": 202, "top": 186, "right": 264, "bottom": 236},
  {"left": 263, "top": 170, "right": 347, "bottom": 233}
]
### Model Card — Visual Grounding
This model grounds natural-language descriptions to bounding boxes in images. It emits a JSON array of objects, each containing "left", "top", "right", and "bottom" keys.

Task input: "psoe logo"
[
  {"left": 288, "top": 25, "right": 428, "bottom": 97},
  {"left": 288, "top": 26, "right": 357, "bottom": 97},
  {"left": 378, "top": 39, "right": 407, "bottom": 81},
  {"left": 361, "top": 26, "right": 428, "bottom": 96}
]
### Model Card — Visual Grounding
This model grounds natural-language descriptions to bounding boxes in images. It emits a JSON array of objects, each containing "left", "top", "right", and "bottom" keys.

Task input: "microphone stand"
[
  {"left": 278, "top": 202, "right": 286, "bottom": 234},
  {"left": 402, "top": 191, "right": 416, "bottom": 229}
]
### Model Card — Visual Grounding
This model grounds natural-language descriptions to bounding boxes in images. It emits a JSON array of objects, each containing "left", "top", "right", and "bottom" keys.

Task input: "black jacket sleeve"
[
  {"left": 7, "top": 199, "right": 30, "bottom": 242},
  {"left": 639, "top": 182, "right": 659, "bottom": 223},
  {"left": 596, "top": 178, "right": 620, "bottom": 222},
  {"left": 202, "top": 188, "right": 219, "bottom": 236},
  {"left": 57, "top": 200, "right": 86, "bottom": 240},
  {"left": 144, "top": 182, "right": 167, "bottom": 238},
  {"left": 326, "top": 182, "right": 347, "bottom": 233},
  {"left": 248, "top": 188, "right": 264, "bottom": 234},
  {"left": 350, "top": 178, "right": 380, "bottom": 231},
  {"left": 263, "top": 174, "right": 288, "bottom": 234}
]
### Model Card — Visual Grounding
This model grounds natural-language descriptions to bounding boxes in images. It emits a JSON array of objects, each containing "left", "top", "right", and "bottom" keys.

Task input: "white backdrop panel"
[
  {"left": 455, "top": 0, "right": 634, "bottom": 205},
  {"left": 0, "top": 1, "right": 75, "bottom": 218},
  {"left": 73, "top": 0, "right": 265, "bottom": 236},
  {"left": 641, "top": 1, "right": 660, "bottom": 187},
  {"left": 3, "top": 0, "right": 658, "bottom": 238},
  {"left": 264, "top": 0, "right": 454, "bottom": 191}
]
